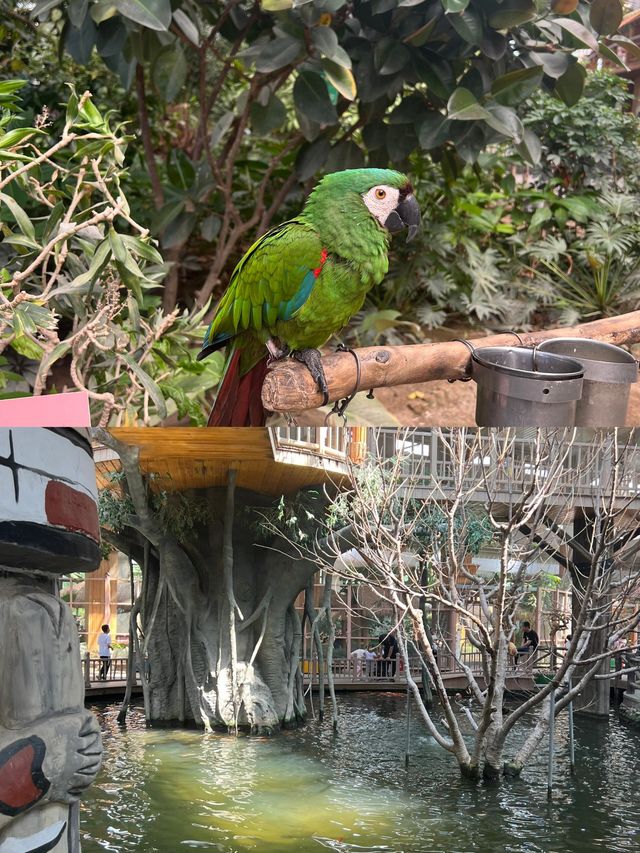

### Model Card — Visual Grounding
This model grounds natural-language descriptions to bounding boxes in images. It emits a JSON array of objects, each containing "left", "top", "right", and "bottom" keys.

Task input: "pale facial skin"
[{"left": 361, "top": 185, "right": 401, "bottom": 228}]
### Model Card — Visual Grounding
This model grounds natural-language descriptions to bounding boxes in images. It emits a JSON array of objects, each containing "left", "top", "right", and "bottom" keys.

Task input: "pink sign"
[{"left": 0, "top": 393, "right": 91, "bottom": 427}]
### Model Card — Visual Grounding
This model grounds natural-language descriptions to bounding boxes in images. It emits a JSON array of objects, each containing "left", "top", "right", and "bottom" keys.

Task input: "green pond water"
[{"left": 81, "top": 694, "right": 640, "bottom": 853}]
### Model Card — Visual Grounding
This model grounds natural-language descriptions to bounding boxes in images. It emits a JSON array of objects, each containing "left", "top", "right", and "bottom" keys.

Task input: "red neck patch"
[{"left": 313, "top": 248, "right": 328, "bottom": 278}]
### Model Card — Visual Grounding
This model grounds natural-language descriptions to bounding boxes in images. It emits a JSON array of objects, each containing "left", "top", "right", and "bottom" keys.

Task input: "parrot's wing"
[{"left": 200, "top": 219, "right": 324, "bottom": 356}]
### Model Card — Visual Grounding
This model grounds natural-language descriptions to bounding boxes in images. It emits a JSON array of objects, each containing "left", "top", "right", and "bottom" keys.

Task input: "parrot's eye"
[{"left": 375, "top": 188, "right": 387, "bottom": 200}]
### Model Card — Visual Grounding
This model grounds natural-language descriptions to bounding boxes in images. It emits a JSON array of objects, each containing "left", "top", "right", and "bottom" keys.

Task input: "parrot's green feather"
[{"left": 201, "top": 168, "right": 414, "bottom": 377}]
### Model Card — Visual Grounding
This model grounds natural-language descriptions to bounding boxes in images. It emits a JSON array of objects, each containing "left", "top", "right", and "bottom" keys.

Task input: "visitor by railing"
[{"left": 300, "top": 647, "right": 551, "bottom": 683}]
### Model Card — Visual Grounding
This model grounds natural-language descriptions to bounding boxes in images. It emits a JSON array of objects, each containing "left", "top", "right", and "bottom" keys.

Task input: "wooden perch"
[{"left": 261, "top": 310, "right": 640, "bottom": 415}]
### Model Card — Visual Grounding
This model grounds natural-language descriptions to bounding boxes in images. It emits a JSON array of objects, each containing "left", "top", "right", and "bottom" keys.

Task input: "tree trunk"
[
  {"left": 571, "top": 510, "right": 610, "bottom": 718},
  {"left": 122, "top": 487, "right": 316, "bottom": 733}
]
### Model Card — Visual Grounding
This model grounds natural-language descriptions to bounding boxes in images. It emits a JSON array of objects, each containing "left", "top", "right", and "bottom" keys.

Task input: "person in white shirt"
[
  {"left": 349, "top": 648, "right": 369, "bottom": 678},
  {"left": 97, "top": 624, "right": 112, "bottom": 681}
]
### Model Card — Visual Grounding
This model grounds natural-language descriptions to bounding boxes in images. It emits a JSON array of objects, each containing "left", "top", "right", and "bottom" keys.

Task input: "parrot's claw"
[
  {"left": 266, "top": 338, "right": 290, "bottom": 363},
  {"left": 292, "top": 348, "right": 329, "bottom": 406}
]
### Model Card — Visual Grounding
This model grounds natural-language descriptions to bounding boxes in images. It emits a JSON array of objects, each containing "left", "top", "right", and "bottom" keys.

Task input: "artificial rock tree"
[{"left": 97, "top": 429, "right": 327, "bottom": 733}]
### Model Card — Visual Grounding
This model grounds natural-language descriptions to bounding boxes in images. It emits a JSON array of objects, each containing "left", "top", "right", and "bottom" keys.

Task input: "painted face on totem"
[{"left": 0, "top": 428, "right": 100, "bottom": 574}]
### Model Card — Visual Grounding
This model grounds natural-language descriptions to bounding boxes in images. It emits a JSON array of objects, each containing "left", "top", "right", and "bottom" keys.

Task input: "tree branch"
[{"left": 261, "top": 310, "right": 640, "bottom": 414}]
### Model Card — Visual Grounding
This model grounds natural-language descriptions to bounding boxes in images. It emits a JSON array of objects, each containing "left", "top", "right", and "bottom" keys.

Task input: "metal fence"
[{"left": 371, "top": 429, "right": 640, "bottom": 502}]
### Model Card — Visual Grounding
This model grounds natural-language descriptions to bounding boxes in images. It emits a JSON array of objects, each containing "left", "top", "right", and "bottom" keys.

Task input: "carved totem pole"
[{"left": 0, "top": 428, "right": 102, "bottom": 853}]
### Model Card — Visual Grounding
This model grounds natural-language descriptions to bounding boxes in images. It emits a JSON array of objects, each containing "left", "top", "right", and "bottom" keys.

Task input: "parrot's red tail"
[{"left": 207, "top": 351, "right": 269, "bottom": 426}]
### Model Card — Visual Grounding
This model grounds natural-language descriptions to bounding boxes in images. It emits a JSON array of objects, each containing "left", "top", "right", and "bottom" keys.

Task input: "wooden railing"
[
  {"left": 301, "top": 647, "right": 550, "bottom": 684},
  {"left": 82, "top": 653, "right": 132, "bottom": 686}
]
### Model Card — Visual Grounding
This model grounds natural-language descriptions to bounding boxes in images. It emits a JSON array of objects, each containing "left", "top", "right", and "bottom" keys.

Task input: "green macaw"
[{"left": 197, "top": 168, "right": 420, "bottom": 425}]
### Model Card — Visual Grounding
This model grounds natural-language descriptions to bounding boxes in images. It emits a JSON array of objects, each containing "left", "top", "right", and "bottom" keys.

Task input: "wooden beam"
[{"left": 261, "top": 310, "right": 640, "bottom": 415}]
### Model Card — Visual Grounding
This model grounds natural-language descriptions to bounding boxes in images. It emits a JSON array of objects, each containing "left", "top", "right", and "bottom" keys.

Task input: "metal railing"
[{"left": 372, "top": 429, "right": 640, "bottom": 502}]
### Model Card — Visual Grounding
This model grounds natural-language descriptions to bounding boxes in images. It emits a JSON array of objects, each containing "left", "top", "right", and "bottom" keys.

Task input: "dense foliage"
[
  {"left": 22, "top": 0, "right": 637, "bottom": 312},
  {"left": 2, "top": 0, "right": 640, "bottom": 419},
  {"left": 0, "top": 81, "right": 221, "bottom": 423}
]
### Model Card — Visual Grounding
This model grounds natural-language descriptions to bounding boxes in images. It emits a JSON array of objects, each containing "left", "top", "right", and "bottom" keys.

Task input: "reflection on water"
[{"left": 81, "top": 694, "right": 640, "bottom": 853}]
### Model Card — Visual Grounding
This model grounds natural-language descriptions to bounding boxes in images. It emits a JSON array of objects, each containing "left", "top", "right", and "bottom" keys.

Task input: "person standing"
[
  {"left": 382, "top": 631, "right": 399, "bottom": 678},
  {"left": 517, "top": 621, "right": 539, "bottom": 666},
  {"left": 98, "top": 623, "right": 112, "bottom": 681}
]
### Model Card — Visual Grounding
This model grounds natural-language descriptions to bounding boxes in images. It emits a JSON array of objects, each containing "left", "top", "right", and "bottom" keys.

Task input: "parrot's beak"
[{"left": 384, "top": 193, "right": 421, "bottom": 242}]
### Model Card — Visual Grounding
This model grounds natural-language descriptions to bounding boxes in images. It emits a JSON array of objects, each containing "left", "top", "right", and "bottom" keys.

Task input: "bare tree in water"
[{"left": 263, "top": 428, "right": 640, "bottom": 779}]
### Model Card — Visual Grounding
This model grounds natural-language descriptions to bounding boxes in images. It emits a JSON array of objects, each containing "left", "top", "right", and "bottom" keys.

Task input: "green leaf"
[
  {"left": 529, "top": 206, "right": 552, "bottom": 231},
  {"left": 161, "top": 211, "right": 196, "bottom": 249},
  {"left": 418, "top": 112, "right": 450, "bottom": 149},
  {"left": 200, "top": 214, "right": 221, "bottom": 242},
  {"left": 312, "top": 26, "right": 351, "bottom": 67},
  {"left": 447, "top": 8, "right": 483, "bottom": 45},
  {"left": 516, "top": 127, "right": 542, "bottom": 165},
  {"left": 556, "top": 195, "right": 600, "bottom": 221},
  {"left": 261, "top": 0, "right": 293, "bottom": 8},
  {"left": 152, "top": 43, "right": 188, "bottom": 102},
  {"left": 529, "top": 50, "right": 570, "bottom": 79},
  {"left": 152, "top": 200, "right": 185, "bottom": 232},
  {"left": 67, "top": 238, "right": 112, "bottom": 288},
  {"left": 251, "top": 94, "right": 287, "bottom": 135},
  {"left": 108, "top": 227, "right": 127, "bottom": 264},
  {"left": 320, "top": 58, "right": 357, "bottom": 100},
  {"left": 0, "top": 127, "right": 42, "bottom": 148},
  {"left": 554, "top": 17, "right": 599, "bottom": 53},
  {"left": 167, "top": 149, "right": 196, "bottom": 190},
  {"left": 484, "top": 105, "right": 523, "bottom": 142},
  {"left": 65, "top": 15, "right": 98, "bottom": 65},
  {"left": 0, "top": 192, "right": 36, "bottom": 240},
  {"left": 210, "top": 111, "right": 235, "bottom": 148},
  {"left": 172, "top": 9, "right": 200, "bottom": 45},
  {"left": 78, "top": 95, "right": 104, "bottom": 128},
  {"left": 589, "top": 0, "right": 623, "bottom": 36},
  {"left": 491, "top": 67, "right": 543, "bottom": 106},
  {"left": 488, "top": 0, "right": 536, "bottom": 29},
  {"left": 68, "top": 0, "right": 88, "bottom": 27},
  {"left": 255, "top": 36, "right": 301, "bottom": 72},
  {"left": 598, "top": 42, "right": 628, "bottom": 69},
  {"left": 121, "top": 235, "right": 164, "bottom": 263},
  {"left": 554, "top": 61, "right": 586, "bottom": 107},
  {"left": 293, "top": 70, "right": 338, "bottom": 125},
  {"left": 96, "top": 18, "right": 128, "bottom": 57},
  {"left": 606, "top": 35, "right": 640, "bottom": 60},
  {"left": 374, "top": 39, "right": 410, "bottom": 75},
  {"left": 447, "top": 87, "right": 491, "bottom": 121},
  {"left": 91, "top": 0, "right": 118, "bottom": 23},
  {"left": 442, "top": 0, "right": 469, "bottom": 11},
  {"left": 0, "top": 80, "right": 27, "bottom": 99},
  {"left": 325, "top": 140, "right": 365, "bottom": 171},
  {"left": 38, "top": 340, "right": 72, "bottom": 378},
  {"left": 115, "top": 0, "right": 171, "bottom": 31},
  {"left": 295, "top": 135, "right": 332, "bottom": 180},
  {"left": 121, "top": 354, "right": 167, "bottom": 419},
  {"left": 11, "top": 334, "right": 43, "bottom": 359}
]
